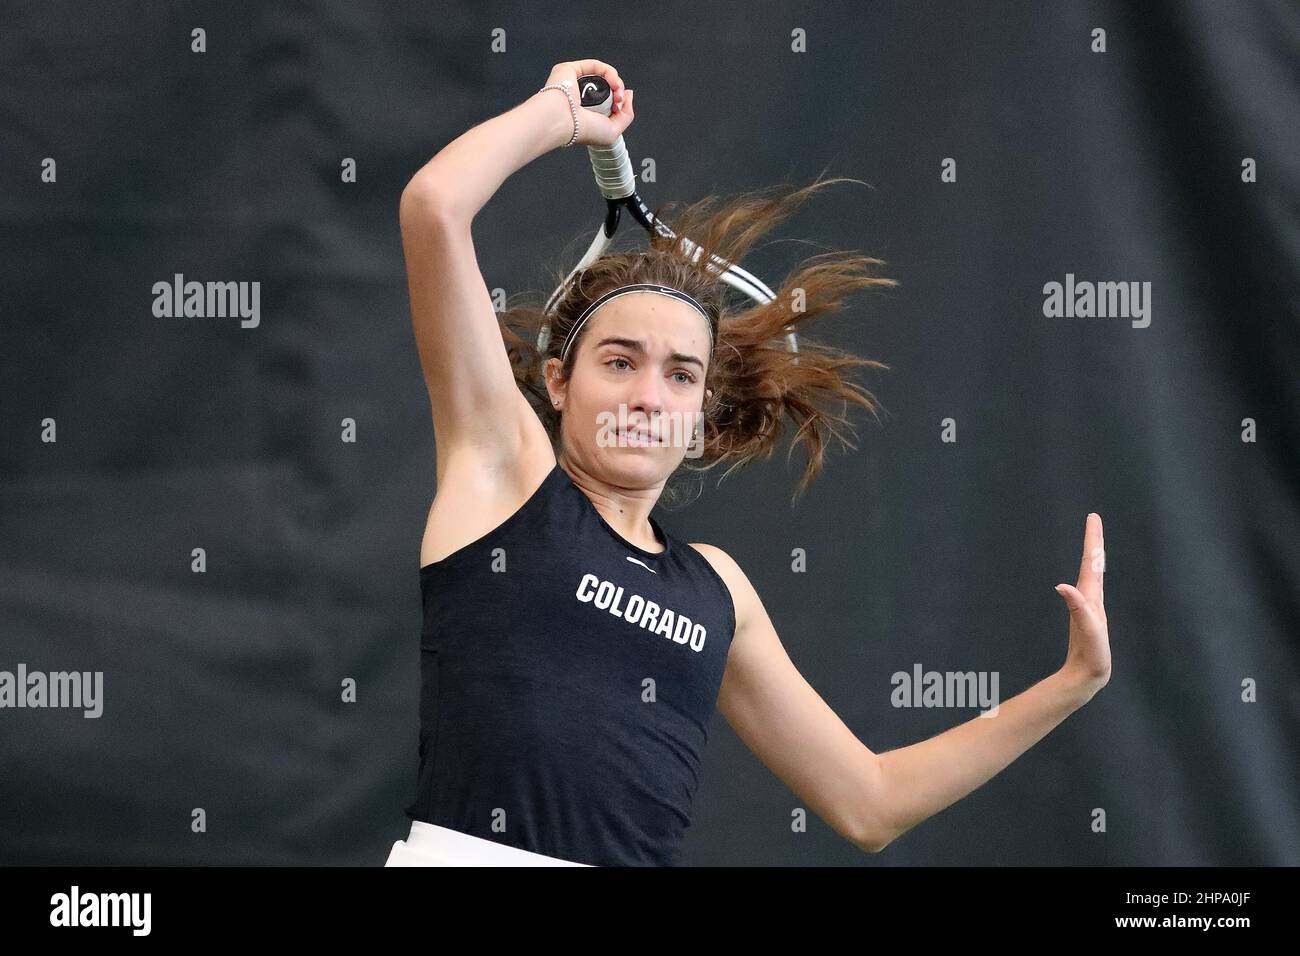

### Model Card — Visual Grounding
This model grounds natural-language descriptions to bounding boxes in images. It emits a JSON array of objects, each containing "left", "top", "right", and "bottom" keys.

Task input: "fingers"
[
  {"left": 615, "top": 88, "right": 634, "bottom": 126},
  {"left": 1074, "top": 512, "right": 1104, "bottom": 607},
  {"left": 570, "top": 59, "right": 624, "bottom": 107},
  {"left": 1095, "top": 513, "right": 1104, "bottom": 608},
  {"left": 1054, "top": 583, "right": 1094, "bottom": 618}
]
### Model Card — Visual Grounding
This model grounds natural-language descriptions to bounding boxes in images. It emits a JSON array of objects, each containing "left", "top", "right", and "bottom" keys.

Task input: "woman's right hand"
[{"left": 542, "top": 59, "right": 635, "bottom": 148}]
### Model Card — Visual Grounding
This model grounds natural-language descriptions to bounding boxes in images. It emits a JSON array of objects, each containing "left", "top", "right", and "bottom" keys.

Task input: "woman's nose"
[{"left": 628, "top": 373, "right": 667, "bottom": 415}]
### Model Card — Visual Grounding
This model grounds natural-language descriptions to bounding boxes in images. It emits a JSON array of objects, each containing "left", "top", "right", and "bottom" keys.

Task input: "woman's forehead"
[{"left": 585, "top": 293, "right": 710, "bottom": 342}]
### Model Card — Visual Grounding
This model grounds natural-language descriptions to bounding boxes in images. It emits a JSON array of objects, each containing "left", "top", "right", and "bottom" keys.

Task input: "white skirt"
[{"left": 385, "top": 820, "right": 594, "bottom": 867}]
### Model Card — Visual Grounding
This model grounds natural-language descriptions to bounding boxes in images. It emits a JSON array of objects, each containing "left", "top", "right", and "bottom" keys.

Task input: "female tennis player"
[{"left": 385, "top": 59, "right": 1112, "bottom": 867}]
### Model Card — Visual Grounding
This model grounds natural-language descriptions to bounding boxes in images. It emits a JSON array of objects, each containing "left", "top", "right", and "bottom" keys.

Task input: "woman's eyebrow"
[{"left": 595, "top": 336, "right": 704, "bottom": 370}]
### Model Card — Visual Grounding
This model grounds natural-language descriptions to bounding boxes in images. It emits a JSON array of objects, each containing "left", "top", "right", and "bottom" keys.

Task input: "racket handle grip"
[{"left": 576, "top": 74, "right": 635, "bottom": 201}]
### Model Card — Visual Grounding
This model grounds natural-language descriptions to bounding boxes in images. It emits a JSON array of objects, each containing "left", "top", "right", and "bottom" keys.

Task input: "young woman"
[{"left": 385, "top": 59, "right": 1112, "bottom": 867}]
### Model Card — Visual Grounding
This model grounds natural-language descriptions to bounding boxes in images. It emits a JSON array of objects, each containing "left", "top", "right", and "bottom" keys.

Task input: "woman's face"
[{"left": 549, "top": 291, "right": 711, "bottom": 486}]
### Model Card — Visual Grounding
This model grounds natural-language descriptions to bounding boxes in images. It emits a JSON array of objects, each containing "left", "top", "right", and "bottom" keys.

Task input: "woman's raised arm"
[{"left": 399, "top": 61, "right": 632, "bottom": 475}]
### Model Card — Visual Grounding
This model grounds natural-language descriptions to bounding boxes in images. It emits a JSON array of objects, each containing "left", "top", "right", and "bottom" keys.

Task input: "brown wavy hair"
[{"left": 498, "top": 173, "right": 898, "bottom": 508}]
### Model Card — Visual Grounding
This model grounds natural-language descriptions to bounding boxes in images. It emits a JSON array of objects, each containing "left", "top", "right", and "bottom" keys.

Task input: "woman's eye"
[{"left": 606, "top": 358, "right": 693, "bottom": 384}]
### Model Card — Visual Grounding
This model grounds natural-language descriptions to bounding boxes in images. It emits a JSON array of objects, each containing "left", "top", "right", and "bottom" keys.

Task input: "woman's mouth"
[{"left": 619, "top": 428, "right": 657, "bottom": 448}]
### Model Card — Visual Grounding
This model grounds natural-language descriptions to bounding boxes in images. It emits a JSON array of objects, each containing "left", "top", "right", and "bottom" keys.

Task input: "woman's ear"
[{"left": 543, "top": 357, "right": 564, "bottom": 408}]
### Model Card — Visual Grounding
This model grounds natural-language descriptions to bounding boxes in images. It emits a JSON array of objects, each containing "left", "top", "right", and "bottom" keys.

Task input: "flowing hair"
[{"left": 498, "top": 173, "right": 898, "bottom": 508}]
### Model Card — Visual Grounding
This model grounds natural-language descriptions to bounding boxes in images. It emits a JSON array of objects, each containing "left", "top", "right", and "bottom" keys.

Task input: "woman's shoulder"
[
  {"left": 685, "top": 541, "right": 748, "bottom": 588},
  {"left": 684, "top": 542, "right": 754, "bottom": 631},
  {"left": 683, "top": 541, "right": 733, "bottom": 568}
]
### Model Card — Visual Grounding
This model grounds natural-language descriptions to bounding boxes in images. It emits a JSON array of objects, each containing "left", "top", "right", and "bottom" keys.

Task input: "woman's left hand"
[{"left": 1054, "top": 513, "right": 1111, "bottom": 703}]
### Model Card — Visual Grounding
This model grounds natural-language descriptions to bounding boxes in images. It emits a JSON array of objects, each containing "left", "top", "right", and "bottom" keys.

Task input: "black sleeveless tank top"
[{"left": 403, "top": 461, "right": 737, "bottom": 866}]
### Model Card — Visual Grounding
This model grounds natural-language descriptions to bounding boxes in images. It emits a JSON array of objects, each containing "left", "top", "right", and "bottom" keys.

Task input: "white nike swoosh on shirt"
[{"left": 626, "top": 556, "right": 657, "bottom": 574}]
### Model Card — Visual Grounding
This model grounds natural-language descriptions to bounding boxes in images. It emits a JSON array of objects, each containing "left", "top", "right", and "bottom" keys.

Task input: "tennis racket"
[{"left": 536, "top": 74, "right": 798, "bottom": 357}]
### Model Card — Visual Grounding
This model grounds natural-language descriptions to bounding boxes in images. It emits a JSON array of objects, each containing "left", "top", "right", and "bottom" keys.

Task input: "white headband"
[{"left": 558, "top": 283, "right": 714, "bottom": 364}]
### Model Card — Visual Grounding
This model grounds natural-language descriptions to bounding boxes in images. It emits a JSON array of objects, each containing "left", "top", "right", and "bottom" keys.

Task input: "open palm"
[{"left": 1055, "top": 513, "right": 1111, "bottom": 699}]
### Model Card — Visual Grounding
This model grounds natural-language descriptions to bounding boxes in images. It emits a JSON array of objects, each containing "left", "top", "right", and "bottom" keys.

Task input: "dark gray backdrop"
[{"left": 1, "top": 0, "right": 1296, "bottom": 865}]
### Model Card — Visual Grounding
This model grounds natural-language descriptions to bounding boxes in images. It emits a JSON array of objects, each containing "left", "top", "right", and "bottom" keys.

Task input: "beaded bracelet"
[{"left": 537, "top": 79, "right": 579, "bottom": 148}]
